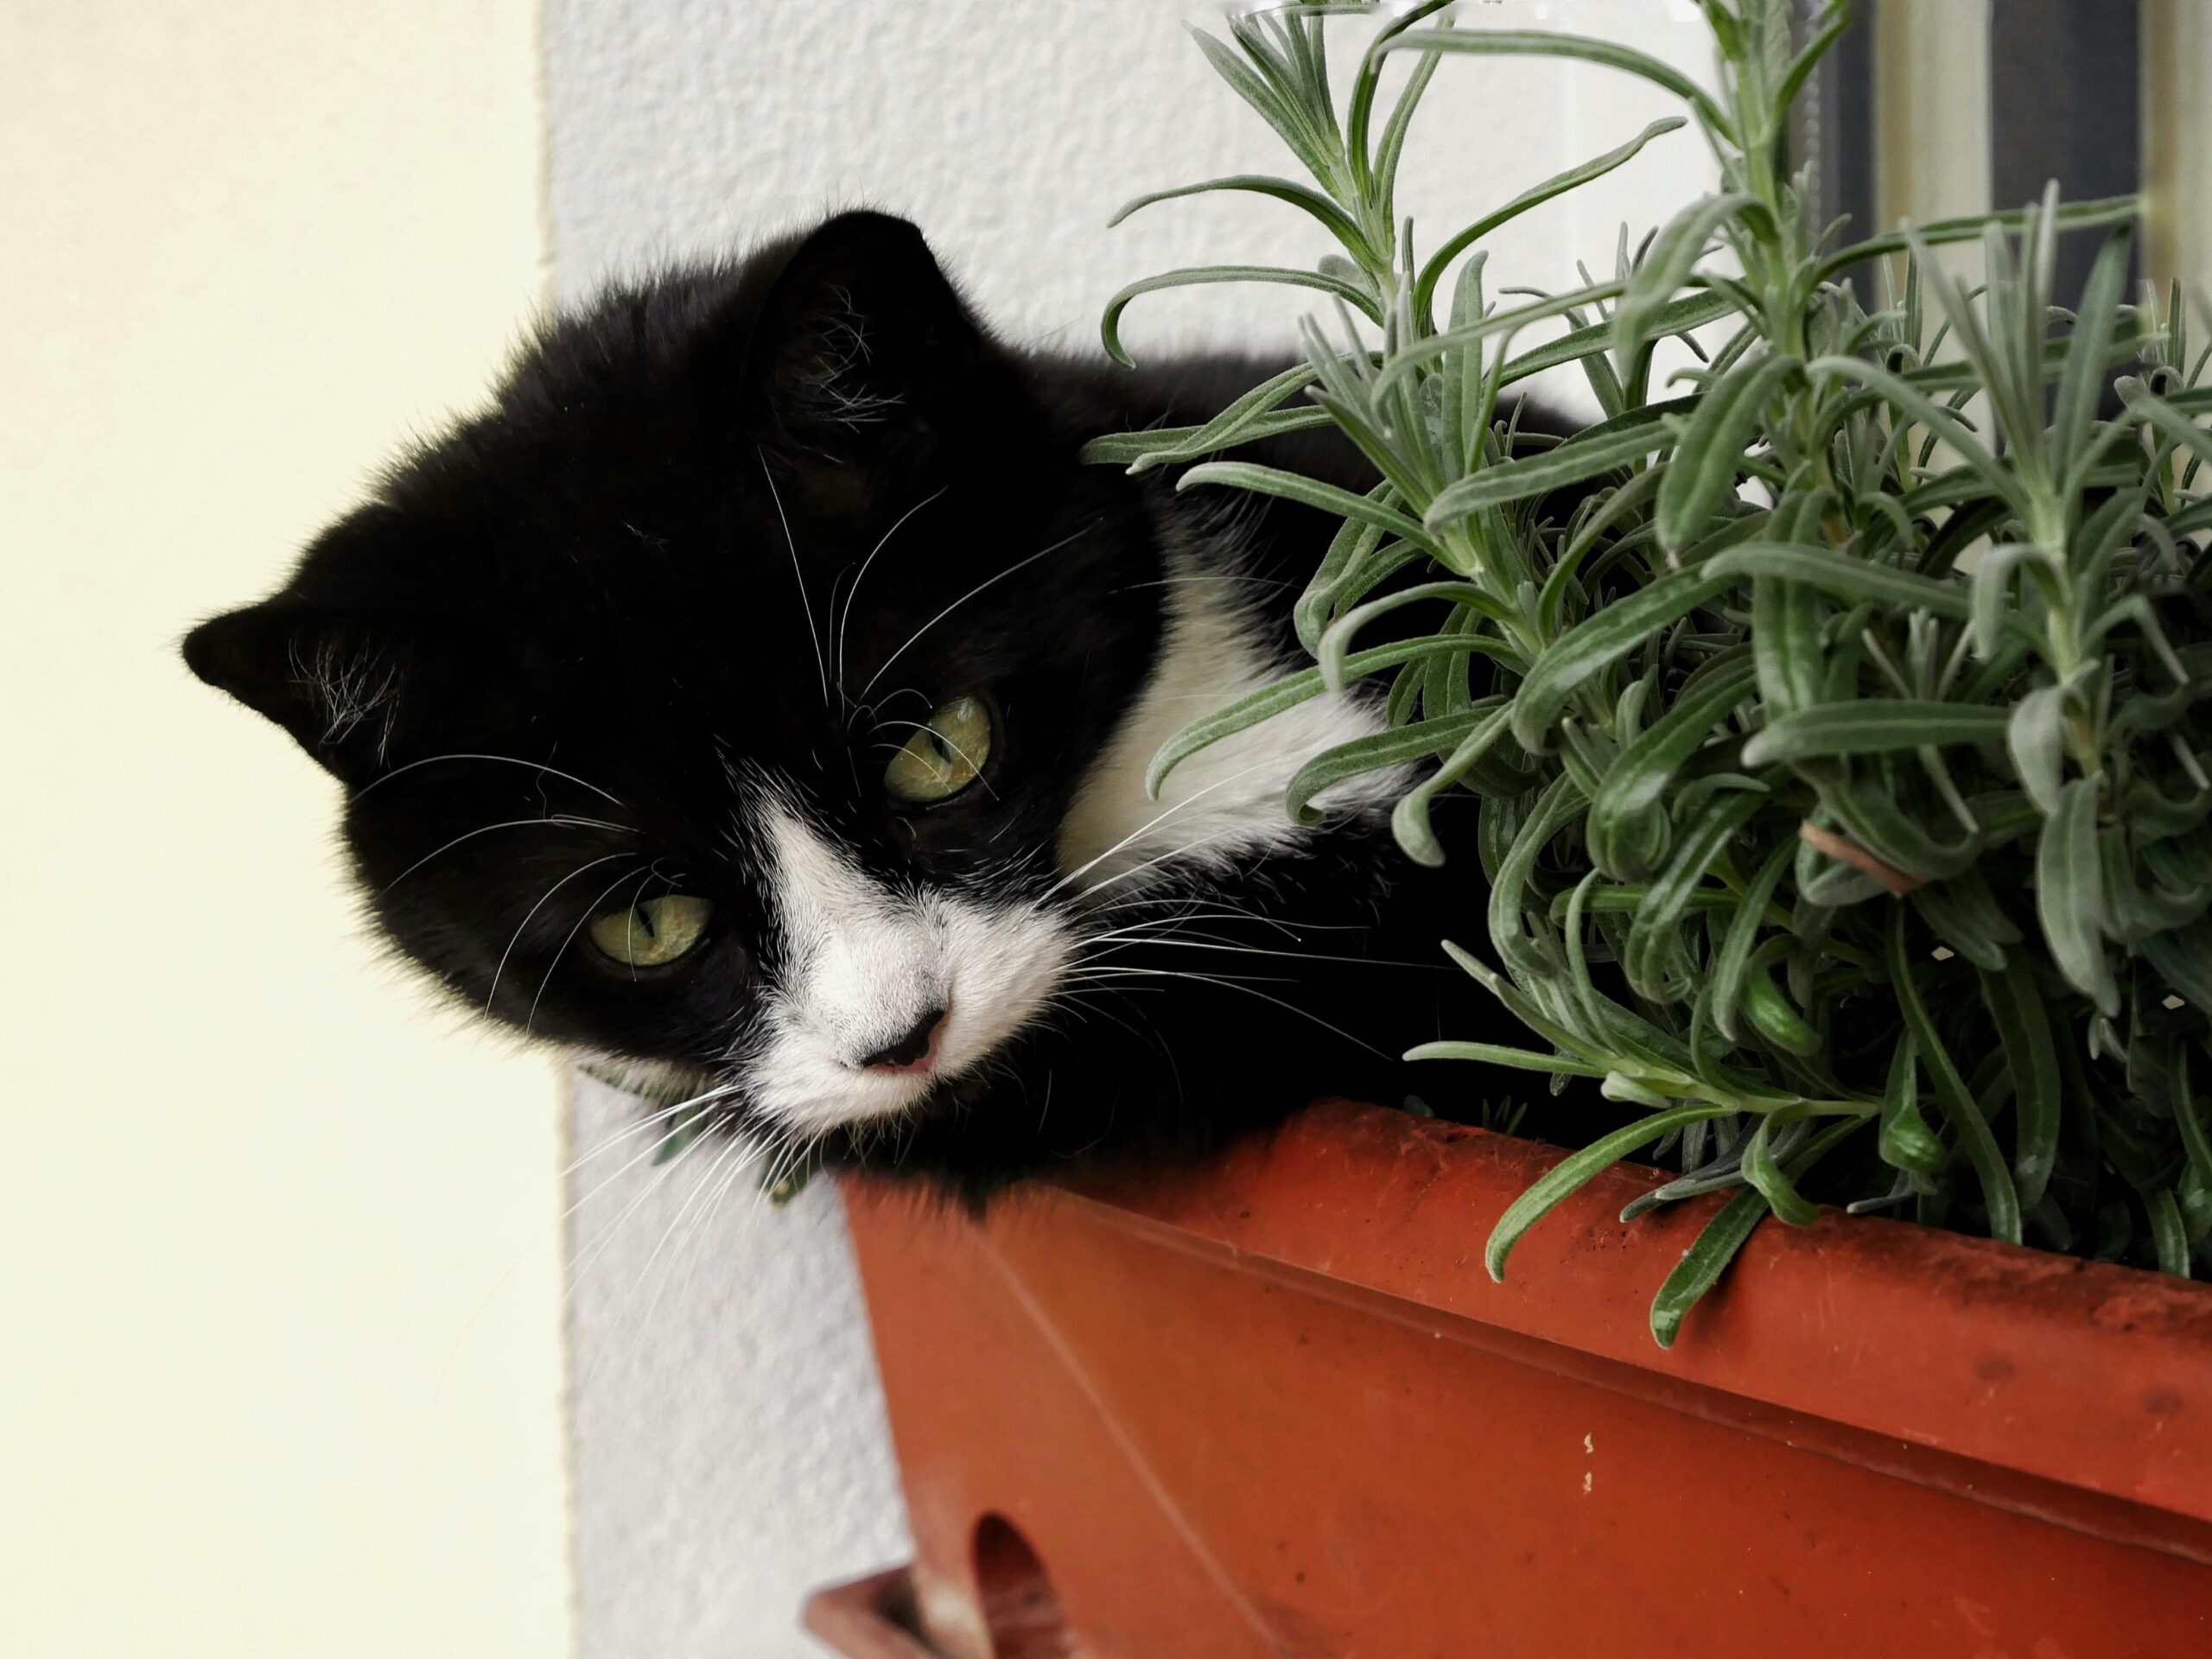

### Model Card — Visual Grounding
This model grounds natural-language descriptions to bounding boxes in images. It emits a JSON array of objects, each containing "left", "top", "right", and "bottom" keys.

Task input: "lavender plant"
[{"left": 1089, "top": 0, "right": 2212, "bottom": 1342}]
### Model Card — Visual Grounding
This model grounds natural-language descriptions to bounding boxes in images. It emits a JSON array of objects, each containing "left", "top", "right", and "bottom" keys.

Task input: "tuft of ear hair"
[
  {"left": 184, "top": 603, "right": 421, "bottom": 779},
  {"left": 742, "top": 212, "right": 990, "bottom": 497}
]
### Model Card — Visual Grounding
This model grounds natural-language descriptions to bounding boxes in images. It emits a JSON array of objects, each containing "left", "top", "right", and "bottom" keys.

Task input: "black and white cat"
[{"left": 185, "top": 211, "right": 1529, "bottom": 1195}]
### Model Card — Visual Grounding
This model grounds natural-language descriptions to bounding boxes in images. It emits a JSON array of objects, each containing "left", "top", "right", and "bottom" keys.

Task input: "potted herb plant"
[{"left": 812, "top": 3, "right": 2212, "bottom": 1651}]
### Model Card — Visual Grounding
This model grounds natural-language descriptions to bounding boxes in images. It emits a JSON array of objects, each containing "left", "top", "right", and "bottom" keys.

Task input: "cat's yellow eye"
[
  {"left": 884, "top": 694, "right": 994, "bottom": 805},
  {"left": 589, "top": 893, "right": 714, "bottom": 968}
]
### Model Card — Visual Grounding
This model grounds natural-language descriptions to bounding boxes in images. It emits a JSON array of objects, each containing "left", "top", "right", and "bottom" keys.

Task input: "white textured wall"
[
  {"left": 0, "top": 4, "right": 566, "bottom": 1656},
  {"left": 547, "top": 4, "right": 1719, "bottom": 1654}
]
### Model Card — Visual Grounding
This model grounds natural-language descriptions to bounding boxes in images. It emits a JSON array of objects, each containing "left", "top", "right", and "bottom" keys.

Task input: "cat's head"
[{"left": 185, "top": 212, "right": 1199, "bottom": 1142}]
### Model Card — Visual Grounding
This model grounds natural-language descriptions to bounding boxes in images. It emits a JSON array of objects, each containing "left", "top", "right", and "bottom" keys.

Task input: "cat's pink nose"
[{"left": 858, "top": 1006, "right": 945, "bottom": 1072}]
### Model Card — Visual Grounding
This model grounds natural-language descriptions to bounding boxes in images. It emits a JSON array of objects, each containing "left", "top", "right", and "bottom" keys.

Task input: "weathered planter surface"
[{"left": 820, "top": 1098, "right": 2212, "bottom": 1657}]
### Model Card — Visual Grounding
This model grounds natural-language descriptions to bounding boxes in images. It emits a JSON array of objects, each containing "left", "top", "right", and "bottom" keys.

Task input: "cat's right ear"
[
  {"left": 737, "top": 212, "right": 992, "bottom": 511},
  {"left": 182, "top": 601, "right": 448, "bottom": 784}
]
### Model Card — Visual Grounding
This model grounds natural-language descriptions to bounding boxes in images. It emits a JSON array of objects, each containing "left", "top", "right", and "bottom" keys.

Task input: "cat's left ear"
[
  {"left": 183, "top": 601, "right": 442, "bottom": 783},
  {"left": 741, "top": 212, "right": 988, "bottom": 499}
]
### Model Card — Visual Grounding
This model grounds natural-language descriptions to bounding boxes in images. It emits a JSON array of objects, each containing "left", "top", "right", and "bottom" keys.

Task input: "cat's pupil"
[
  {"left": 883, "top": 694, "right": 990, "bottom": 804},
  {"left": 588, "top": 894, "right": 714, "bottom": 969}
]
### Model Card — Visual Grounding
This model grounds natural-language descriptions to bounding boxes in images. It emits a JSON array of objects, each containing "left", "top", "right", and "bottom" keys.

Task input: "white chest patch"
[{"left": 1056, "top": 526, "right": 1398, "bottom": 892}]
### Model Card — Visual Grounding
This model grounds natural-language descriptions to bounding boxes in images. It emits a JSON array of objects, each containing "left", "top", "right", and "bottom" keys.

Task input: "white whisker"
[
  {"left": 380, "top": 815, "right": 627, "bottom": 894},
  {"left": 857, "top": 522, "right": 1096, "bottom": 704},
  {"left": 485, "top": 854, "right": 628, "bottom": 1013},
  {"left": 556, "top": 1089, "right": 725, "bottom": 1183},
  {"left": 560, "top": 1081, "right": 747, "bottom": 1223},
  {"left": 528, "top": 866, "right": 652, "bottom": 1033},
  {"left": 1082, "top": 929, "right": 1445, "bottom": 973},
  {"left": 563, "top": 1116, "right": 720, "bottom": 1335},
  {"left": 1065, "top": 965, "right": 1390, "bottom": 1058},
  {"left": 836, "top": 484, "right": 948, "bottom": 693},
  {"left": 759, "top": 446, "right": 830, "bottom": 709},
  {"left": 351, "top": 752, "right": 627, "bottom": 809},
  {"left": 1040, "top": 760, "right": 1282, "bottom": 900}
]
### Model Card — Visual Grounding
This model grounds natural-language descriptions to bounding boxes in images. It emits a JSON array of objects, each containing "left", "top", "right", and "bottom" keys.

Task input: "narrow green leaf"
[
  {"left": 1537, "top": 466, "right": 1669, "bottom": 636},
  {"left": 1981, "top": 955, "right": 2062, "bottom": 1209},
  {"left": 1511, "top": 567, "right": 1738, "bottom": 753},
  {"left": 1283, "top": 702, "right": 1503, "bottom": 824},
  {"left": 1390, "top": 707, "right": 1519, "bottom": 867},
  {"left": 1909, "top": 868, "right": 2022, "bottom": 971},
  {"left": 1649, "top": 1116, "right": 1862, "bottom": 1346},
  {"left": 1363, "top": 3, "right": 1454, "bottom": 211},
  {"left": 1969, "top": 543, "right": 2051, "bottom": 661},
  {"left": 1815, "top": 194, "right": 2139, "bottom": 285},
  {"left": 1704, "top": 543, "right": 1974, "bottom": 620},
  {"left": 1411, "top": 117, "right": 1688, "bottom": 321},
  {"left": 1810, "top": 355, "right": 2022, "bottom": 512},
  {"left": 1617, "top": 194, "right": 1766, "bottom": 360},
  {"left": 1442, "top": 938, "right": 1605, "bottom": 1066},
  {"left": 2148, "top": 1188, "right": 2193, "bottom": 1278},
  {"left": 1187, "top": 25, "right": 1341, "bottom": 185},
  {"left": 1109, "top": 174, "right": 1366, "bottom": 248},
  {"left": 1742, "top": 1113, "right": 1819, "bottom": 1225},
  {"left": 1178, "top": 461, "right": 1437, "bottom": 550},
  {"left": 1374, "top": 277, "right": 1629, "bottom": 402},
  {"left": 2051, "top": 229, "right": 2134, "bottom": 465},
  {"left": 1548, "top": 885, "right": 1749, "bottom": 920},
  {"left": 2037, "top": 776, "right": 2118, "bottom": 1016},
  {"left": 1318, "top": 582, "right": 1507, "bottom": 692},
  {"left": 1294, "top": 492, "right": 1395, "bottom": 653},
  {"left": 1386, "top": 29, "right": 1735, "bottom": 139},
  {"left": 1890, "top": 908, "right": 2023, "bottom": 1243},
  {"left": 2143, "top": 918, "right": 2212, "bottom": 1012},
  {"left": 1739, "top": 962, "right": 1821, "bottom": 1057},
  {"left": 1650, "top": 1187, "right": 1770, "bottom": 1345},
  {"left": 1485, "top": 1103, "right": 1733, "bottom": 1281},
  {"left": 1877, "top": 1032, "right": 1947, "bottom": 1178},
  {"left": 1624, "top": 791, "right": 1764, "bottom": 1001},
  {"left": 1488, "top": 775, "right": 1586, "bottom": 980},
  {"left": 1079, "top": 408, "right": 1336, "bottom": 469},
  {"left": 1404, "top": 1040, "right": 1610, "bottom": 1078},
  {"left": 1744, "top": 702, "right": 2010, "bottom": 766},
  {"left": 1500, "top": 291, "right": 1739, "bottom": 388},
  {"left": 2122, "top": 380, "right": 2212, "bottom": 467},
  {"left": 1102, "top": 266, "right": 1377, "bottom": 367},
  {"left": 1425, "top": 411, "right": 1682, "bottom": 526},
  {"left": 1775, "top": 1, "right": 1852, "bottom": 120},
  {"left": 1751, "top": 573, "right": 1823, "bottom": 717},
  {"left": 1656, "top": 354, "right": 1800, "bottom": 554},
  {"left": 1589, "top": 659, "right": 1757, "bottom": 880},
  {"left": 2006, "top": 683, "right": 2070, "bottom": 817},
  {"left": 2172, "top": 1049, "right": 2212, "bottom": 1222},
  {"left": 1147, "top": 635, "right": 1484, "bottom": 798},
  {"left": 1709, "top": 837, "right": 1795, "bottom": 1046}
]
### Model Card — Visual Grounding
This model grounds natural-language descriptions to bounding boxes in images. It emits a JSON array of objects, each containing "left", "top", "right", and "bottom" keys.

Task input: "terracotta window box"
[{"left": 807, "top": 1098, "right": 2212, "bottom": 1656}]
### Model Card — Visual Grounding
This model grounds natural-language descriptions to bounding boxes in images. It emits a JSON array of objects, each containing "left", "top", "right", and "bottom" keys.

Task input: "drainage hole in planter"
[{"left": 972, "top": 1513, "right": 1073, "bottom": 1659}]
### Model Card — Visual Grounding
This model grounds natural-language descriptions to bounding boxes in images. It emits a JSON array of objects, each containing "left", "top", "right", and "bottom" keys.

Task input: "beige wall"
[
  {"left": 2145, "top": 0, "right": 2212, "bottom": 298},
  {"left": 0, "top": 5, "right": 569, "bottom": 1656}
]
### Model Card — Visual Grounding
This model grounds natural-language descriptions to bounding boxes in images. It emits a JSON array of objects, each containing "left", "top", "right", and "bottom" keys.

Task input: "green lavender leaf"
[
  {"left": 1510, "top": 567, "right": 1738, "bottom": 753},
  {"left": 2037, "top": 777, "right": 2118, "bottom": 1017},
  {"left": 1485, "top": 1103, "right": 1734, "bottom": 1282}
]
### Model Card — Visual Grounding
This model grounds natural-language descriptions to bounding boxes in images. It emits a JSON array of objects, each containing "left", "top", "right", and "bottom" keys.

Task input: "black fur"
[{"left": 185, "top": 211, "right": 1545, "bottom": 1198}]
